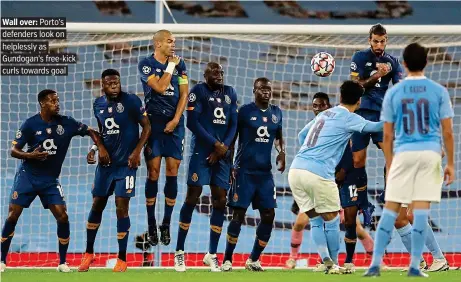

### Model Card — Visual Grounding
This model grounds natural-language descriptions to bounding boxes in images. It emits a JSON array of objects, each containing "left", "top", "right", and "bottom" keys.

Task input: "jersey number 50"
[{"left": 401, "top": 98, "right": 430, "bottom": 135}]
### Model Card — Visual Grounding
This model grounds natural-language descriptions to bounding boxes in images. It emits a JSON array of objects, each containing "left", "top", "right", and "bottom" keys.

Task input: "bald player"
[{"left": 138, "top": 30, "right": 189, "bottom": 247}]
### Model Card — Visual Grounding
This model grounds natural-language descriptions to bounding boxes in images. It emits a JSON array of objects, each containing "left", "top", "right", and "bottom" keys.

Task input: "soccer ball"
[{"left": 311, "top": 52, "right": 335, "bottom": 77}]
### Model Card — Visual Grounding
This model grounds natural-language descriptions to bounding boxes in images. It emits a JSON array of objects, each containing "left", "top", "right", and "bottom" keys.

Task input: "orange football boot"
[
  {"left": 113, "top": 258, "right": 127, "bottom": 272},
  {"left": 78, "top": 253, "right": 95, "bottom": 272}
]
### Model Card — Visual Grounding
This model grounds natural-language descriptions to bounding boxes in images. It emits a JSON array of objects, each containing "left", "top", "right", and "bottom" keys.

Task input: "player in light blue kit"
[
  {"left": 288, "top": 80, "right": 383, "bottom": 274},
  {"left": 364, "top": 43, "right": 455, "bottom": 277}
]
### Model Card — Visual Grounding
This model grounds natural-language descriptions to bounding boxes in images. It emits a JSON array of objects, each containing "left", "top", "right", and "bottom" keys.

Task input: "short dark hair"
[
  {"left": 340, "top": 80, "right": 364, "bottom": 105},
  {"left": 369, "top": 23, "right": 387, "bottom": 39},
  {"left": 101, "top": 69, "right": 120, "bottom": 79},
  {"left": 38, "top": 89, "right": 56, "bottom": 103},
  {"left": 312, "top": 92, "right": 330, "bottom": 104},
  {"left": 403, "top": 43, "right": 428, "bottom": 72},
  {"left": 254, "top": 77, "right": 270, "bottom": 88}
]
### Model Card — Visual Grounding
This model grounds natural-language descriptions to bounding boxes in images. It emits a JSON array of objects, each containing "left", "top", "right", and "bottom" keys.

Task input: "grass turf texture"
[{"left": 1, "top": 269, "right": 459, "bottom": 282}]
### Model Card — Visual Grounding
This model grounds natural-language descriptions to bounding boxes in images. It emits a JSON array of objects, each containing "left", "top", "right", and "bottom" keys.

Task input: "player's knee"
[
  {"left": 352, "top": 151, "right": 366, "bottom": 168},
  {"left": 212, "top": 196, "right": 226, "bottom": 211},
  {"left": 92, "top": 197, "right": 108, "bottom": 212},
  {"left": 232, "top": 208, "right": 246, "bottom": 224},
  {"left": 260, "top": 209, "right": 275, "bottom": 225},
  {"left": 56, "top": 212, "right": 69, "bottom": 224},
  {"left": 344, "top": 222, "right": 357, "bottom": 240},
  {"left": 147, "top": 169, "right": 160, "bottom": 182},
  {"left": 185, "top": 187, "right": 201, "bottom": 206},
  {"left": 394, "top": 217, "right": 409, "bottom": 229},
  {"left": 116, "top": 206, "right": 129, "bottom": 219},
  {"left": 7, "top": 210, "right": 21, "bottom": 223},
  {"left": 165, "top": 160, "right": 180, "bottom": 176}
]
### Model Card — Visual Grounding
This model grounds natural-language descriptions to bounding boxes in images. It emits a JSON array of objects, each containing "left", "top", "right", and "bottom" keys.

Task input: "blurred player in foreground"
[
  {"left": 222, "top": 77, "right": 285, "bottom": 272},
  {"left": 349, "top": 23, "right": 402, "bottom": 226},
  {"left": 0, "top": 89, "right": 107, "bottom": 273},
  {"left": 364, "top": 43, "right": 455, "bottom": 277},
  {"left": 174, "top": 62, "right": 238, "bottom": 272},
  {"left": 289, "top": 80, "right": 383, "bottom": 274},
  {"left": 286, "top": 92, "right": 376, "bottom": 271},
  {"left": 78, "top": 69, "right": 151, "bottom": 272},
  {"left": 138, "top": 29, "right": 189, "bottom": 246}
]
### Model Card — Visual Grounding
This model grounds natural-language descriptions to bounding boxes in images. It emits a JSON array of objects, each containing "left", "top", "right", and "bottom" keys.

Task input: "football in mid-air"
[{"left": 311, "top": 52, "right": 335, "bottom": 77}]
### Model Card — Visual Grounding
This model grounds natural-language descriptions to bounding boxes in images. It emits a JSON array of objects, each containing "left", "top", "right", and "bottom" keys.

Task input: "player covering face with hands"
[
  {"left": 174, "top": 62, "right": 238, "bottom": 272},
  {"left": 222, "top": 77, "right": 285, "bottom": 272},
  {"left": 1, "top": 89, "right": 107, "bottom": 273},
  {"left": 78, "top": 69, "right": 151, "bottom": 273}
]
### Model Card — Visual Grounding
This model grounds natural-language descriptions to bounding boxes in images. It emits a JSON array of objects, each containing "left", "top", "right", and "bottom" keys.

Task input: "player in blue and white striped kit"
[
  {"left": 288, "top": 80, "right": 383, "bottom": 274},
  {"left": 364, "top": 43, "right": 455, "bottom": 277}
]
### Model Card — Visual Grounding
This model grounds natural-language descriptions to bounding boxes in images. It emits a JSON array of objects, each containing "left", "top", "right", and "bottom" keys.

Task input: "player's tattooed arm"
[
  {"left": 128, "top": 115, "right": 151, "bottom": 169},
  {"left": 146, "top": 55, "right": 181, "bottom": 94},
  {"left": 275, "top": 127, "right": 286, "bottom": 173}
]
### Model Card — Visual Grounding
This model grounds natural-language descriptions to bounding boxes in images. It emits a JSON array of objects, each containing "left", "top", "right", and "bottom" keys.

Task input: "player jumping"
[
  {"left": 222, "top": 77, "right": 285, "bottom": 272},
  {"left": 364, "top": 43, "right": 455, "bottom": 277},
  {"left": 138, "top": 29, "right": 189, "bottom": 246},
  {"left": 289, "top": 80, "right": 383, "bottom": 274},
  {"left": 349, "top": 23, "right": 402, "bottom": 226},
  {"left": 0, "top": 89, "right": 107, "bottom": 273},
  {"left": 174, "top": 62, "right": 238, "bottom": 272},
  {"left": 78, "top": 69, "right": 151, "bottom": 272}
]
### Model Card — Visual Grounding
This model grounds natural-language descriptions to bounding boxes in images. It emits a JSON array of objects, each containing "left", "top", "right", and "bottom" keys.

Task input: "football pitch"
[{"left": 1, "top": 269, "right": 459, "bottom": 282}]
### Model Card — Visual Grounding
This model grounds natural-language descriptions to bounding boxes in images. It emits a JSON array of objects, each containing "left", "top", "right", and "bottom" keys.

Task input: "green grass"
[{"left": 1, "top": 269, "right": 460, "bottom": 282}]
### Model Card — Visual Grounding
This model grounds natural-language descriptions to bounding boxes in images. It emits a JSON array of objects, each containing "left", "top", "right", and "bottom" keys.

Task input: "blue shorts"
[
  {"left": 228, "top": 170, "right": 277, "bottom": 210},
  {"left": 339, "top": 182, "right": 367, "bottom": 209},
  {"left": 9, "top": 170, "right": 65, "bottom": 209},
  {"left": 351, "top": 109, "right": 383, "bottom": 152},
  {"left": 144, "top": 114, "right": 185, "bottom": 161},
  {"left": 92, "top": 165, "right": 137, "bottom": 198},
  {"left": 186, "top": 151, "right": 231, "bottom": 190}
]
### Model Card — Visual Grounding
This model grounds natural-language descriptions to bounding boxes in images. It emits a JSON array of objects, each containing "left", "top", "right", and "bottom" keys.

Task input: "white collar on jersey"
[
  {"left": 337, "top": 105, "right": 348, "bottom": 111},
  {"left": 404, "top": 75, "right": 427, "bottom": 80}
]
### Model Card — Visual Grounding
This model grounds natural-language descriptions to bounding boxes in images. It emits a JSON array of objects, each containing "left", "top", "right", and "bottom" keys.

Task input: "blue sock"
[
  {"left": 425, "top": 222, "right": 444, "bottom": 260},
  {"left": 410, "top": 210, "right": 429, "bottom": 270},
  {"left": 145, "top": 179, "right": 158, "bottom": 235},
  {"left": 310, "top": 216, "right": 331, "bottom": 261},
  {"left": 176, "top": 203, "right": 195, "bottom": 251},
  {"left": 324, "top": 215, "right": 340, "bottom": 264},
  {"left": 1, "top": 220, "right": 17, "bottom": 263},
  {"left": 57, "top": 221, "right": 70, "bottom": 265},
  {"left": 86, "top": 209, "right": 103, "bottom": 254},
  {"left": 163, "top": 176, "right": 178, "bottom": 226},
  {"left": 397, "top": 223, "right": 412, "bottom": 253},
  {"left": 370, "top": 208, "right": 398, "bottom": 268},
  {"left": 117, "top": 216, "right": 130, "bottom": 261},
  {"left": 224, "top": 220, "right": 242, "bottom": 262},
  {"left": 209, "top": 208, "right": 225, "bottom": 254},
  {"left": 250, "top": 223, "right": 273, "bottom": 261}
]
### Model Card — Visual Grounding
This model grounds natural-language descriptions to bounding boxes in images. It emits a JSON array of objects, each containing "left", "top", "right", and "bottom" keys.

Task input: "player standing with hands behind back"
[
  {"left": 350, "top": 24, "right": 403, "bottom": 209},
  {"left": 138, "top": 30, "right": 189, "bottom": 247},
  {"left": 364, "top": 43, "right": 455, "bottom": 277}
]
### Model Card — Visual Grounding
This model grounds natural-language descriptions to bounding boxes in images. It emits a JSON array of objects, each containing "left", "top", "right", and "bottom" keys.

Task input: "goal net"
[{"left": 1, "top": 24, "right": 460, "bottom": 269}]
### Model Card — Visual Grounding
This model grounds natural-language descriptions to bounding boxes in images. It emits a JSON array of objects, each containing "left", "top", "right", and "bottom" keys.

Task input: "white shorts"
[
  {"left": 288, "top": 168, "right": 340, "bottom": 214},
  {"left": 385, "top": 151, "right": 443, "bottom": 204}
]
